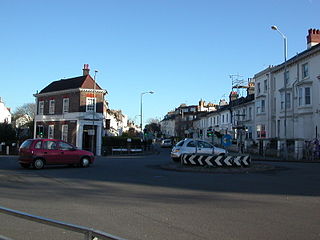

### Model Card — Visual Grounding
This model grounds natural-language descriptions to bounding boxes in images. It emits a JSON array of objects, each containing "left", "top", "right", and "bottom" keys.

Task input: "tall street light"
[
  {"left": 91, "top": 69, "right": 98, "bottom": 154},
  {"left": 140, "top": 91, "right": 154, "bottom": 132},
  {"left": 271, "top": 25, "right": 288, "bottom": 159}
]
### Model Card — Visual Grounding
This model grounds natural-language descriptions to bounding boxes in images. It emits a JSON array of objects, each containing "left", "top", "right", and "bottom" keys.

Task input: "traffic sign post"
[{"left": 222, "top": 134, "right": 232, "bottom": 147}]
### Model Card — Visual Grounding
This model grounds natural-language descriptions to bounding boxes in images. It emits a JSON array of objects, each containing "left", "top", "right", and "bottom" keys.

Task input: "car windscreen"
[{"left": 20, "top": 140, "right": 33, "bottom": 149}]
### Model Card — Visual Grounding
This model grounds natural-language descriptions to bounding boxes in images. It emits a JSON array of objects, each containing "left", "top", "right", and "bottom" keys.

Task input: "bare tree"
[{"left": 12, "top": 103, "right": 36, "bottom": 120}]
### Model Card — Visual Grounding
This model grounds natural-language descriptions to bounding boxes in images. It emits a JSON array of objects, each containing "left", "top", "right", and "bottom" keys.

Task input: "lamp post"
[
  {"left": 271, "top": 25, "right": 288, "bottom": 159},
  {"left": 91, "top": 70, "right": 98, "bottom": 154},
  {"left": 140, "top": 91, "right": 154, "bottom": 133}
]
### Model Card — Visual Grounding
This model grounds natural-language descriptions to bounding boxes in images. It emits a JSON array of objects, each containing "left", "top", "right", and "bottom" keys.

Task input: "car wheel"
[
  {"left": 80, "top": 157, "right": 90, "bottom": 168},
  {"left": 33, "top": 159, "right": 44, "bottom": 169},
  {"left": 20, "top": 163, "right": 30, "bottom": 169}
]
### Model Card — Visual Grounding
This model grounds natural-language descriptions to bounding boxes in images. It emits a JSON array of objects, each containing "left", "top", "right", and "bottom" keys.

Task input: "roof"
[{"left": 39, "top": 75, "right": 103, "bottom": 94}]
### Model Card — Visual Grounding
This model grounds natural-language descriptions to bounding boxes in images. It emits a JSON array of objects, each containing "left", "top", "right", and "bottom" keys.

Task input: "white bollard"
[{"left": 6, "top": 146, "right": 9, "bottom": 155}]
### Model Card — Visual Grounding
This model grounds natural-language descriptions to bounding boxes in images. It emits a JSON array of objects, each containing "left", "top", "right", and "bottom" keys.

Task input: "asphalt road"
[{"left": 0, "top": 149, "right": 319, "bottom": 240}]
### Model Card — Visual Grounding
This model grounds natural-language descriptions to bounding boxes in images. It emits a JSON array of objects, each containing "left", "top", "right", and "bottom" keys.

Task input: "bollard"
[{"left": 6, "top": 146, "right": 9, "bottom": 155}]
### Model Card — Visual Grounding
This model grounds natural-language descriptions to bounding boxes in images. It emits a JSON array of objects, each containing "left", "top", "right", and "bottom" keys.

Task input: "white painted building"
[
  {"left": 254, "top": 29, "right": 320, "bottom": 141},
  {"left": 104, "top": 109, "right": 129, "bottom": 136},
  {"left": 160, "top": 112, "right": 176, "bottom": 138},
  {"left": 0, "top": 97, "right": 11, "bottom": 124}
]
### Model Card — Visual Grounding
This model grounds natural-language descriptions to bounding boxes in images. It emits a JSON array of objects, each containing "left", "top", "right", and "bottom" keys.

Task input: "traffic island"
[
  {"left": 160, "top": 162, "right": 276, "bottom": 174},
  {"left": 161, "top": 154, "right": 277, "bottom": 173}
]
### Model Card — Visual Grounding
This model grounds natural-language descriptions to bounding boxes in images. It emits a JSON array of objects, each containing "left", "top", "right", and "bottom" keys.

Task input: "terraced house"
[{"left": 34, "top": 64, "right": 107, "bottom": 155}]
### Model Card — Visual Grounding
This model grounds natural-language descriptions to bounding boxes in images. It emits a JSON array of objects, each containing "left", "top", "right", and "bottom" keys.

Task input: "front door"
[{"left": 82, "top": 125, "right": 96, "bottom": 154}]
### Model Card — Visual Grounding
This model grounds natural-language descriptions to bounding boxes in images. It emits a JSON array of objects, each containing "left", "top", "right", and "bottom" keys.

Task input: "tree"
[
  {"left": 12, "top": 103, "right": 35, "bottom": 140},
  {"left": 0, "top": 123, "right": 16, "bottom": 143},
  {"left": 144, "top": 118, "right": 161, "bottom": 137},
  {"left": 12, "top": 103, "right": 36, "bottom": 123}
]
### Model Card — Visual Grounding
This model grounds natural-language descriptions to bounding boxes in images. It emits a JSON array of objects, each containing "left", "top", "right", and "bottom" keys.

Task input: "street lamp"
[
  {"left": 140, "top": 91, "right": 154, "bottom": 132},
  {"left": 91, "top": 69, "right": 98, "bottom": 154},
  {"left": 271, "top": 25, "right": 288, "bottom": 159}
]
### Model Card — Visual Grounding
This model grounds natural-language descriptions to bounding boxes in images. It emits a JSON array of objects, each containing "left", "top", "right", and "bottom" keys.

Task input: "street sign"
[{"left": 222, "top": 134, "right": 232, "bottom": 147}]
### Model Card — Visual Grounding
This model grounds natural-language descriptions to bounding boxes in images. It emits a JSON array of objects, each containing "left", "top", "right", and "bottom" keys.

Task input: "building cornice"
[{"left": 34, "top": 88, "right": 107, "bottom": 97}]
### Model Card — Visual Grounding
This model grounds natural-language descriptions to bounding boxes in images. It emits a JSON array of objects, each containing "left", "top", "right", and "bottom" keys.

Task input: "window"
[
  {"left": 256, "top": 124, "right": 266, "bottom": 138},
  {"left": 257, "top": 82, "right": 261, "bottom": 94},
  {"left": 284, "top": 70, "right": 289, "bottom": 85},
  {"left": 59, "top": 142, "right": 74, "bottom": 150},
  {"left": 242, "top": 109, "right": 246, "bottom": 120},
  {"left": 34, "top": 141, "right": 42, "bottom": 149},
  {"left": 61, "top": 125, "right": 68, "bottom": 142},
  {"left": 286, "top": 92, "right": 291, "bottom": 109},
  {"left": 261, "top": 100, "right": 265, "bottom": 113},
  {"left": 264, "top": 79, "right": 268, "bottom": 92},
  {"left": 198, "top": 141, "right": 212, "bottom": 148},
  {"left": 86, "top": 97, "right": 96, "bottom": 112},
  {"left": 38, "top": 101, "right": 44, "bottom": 115},
  {"left": 226, "top": 113, "right": 229, "bottom": 123},
  {"left": 256, "top": 101, "right": 261, "bottom": 113},
  {"left": 48, "top": 125, "right": 54, "bottom": 139},
  {"left": 49, "top": 100, "right": 55, "bottom": 114},
  {"left": 222, "top": 115, "right": 225, "bottom": 123},
  {"left": 36, "top": 125, "right": 44, "bottom": 138},
  {"left": 43, "top": 141, "right": 57, "bottom": 150},
  {"left": 63, "top": 98, "right": 69, "bottom": 113},
  {"left": 248, "top": 107, "right": 252, "bottom": 119},
  {"left": 187, "top": 141, "right": 196, "bottom": 147},
  {"left": 298, "top": 88, "right": 303, "bottom": 106},
  {"left": 280, "top": 93, "right": 284, "bottom": 110},
  {"left": 302, "top": 63, "right": 309, "bottom": 79},
  {"left": 305, "top": 87, "right": 311, "bottom": 105}
]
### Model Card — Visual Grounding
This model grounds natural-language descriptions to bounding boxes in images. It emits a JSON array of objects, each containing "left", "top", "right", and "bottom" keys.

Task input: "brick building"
[{"left": 34, "top": 64, "right": 107, "bottom": 155}]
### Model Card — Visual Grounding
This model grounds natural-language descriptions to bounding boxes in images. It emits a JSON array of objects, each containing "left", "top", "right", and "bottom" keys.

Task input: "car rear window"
[{"left": 20, "top": 140, "right": 33, "bottom": 149}]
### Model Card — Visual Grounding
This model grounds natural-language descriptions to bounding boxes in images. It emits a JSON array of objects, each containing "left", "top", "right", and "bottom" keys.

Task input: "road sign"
[{"left": 222, "top": 134, "right": 232, "bottom": 147}]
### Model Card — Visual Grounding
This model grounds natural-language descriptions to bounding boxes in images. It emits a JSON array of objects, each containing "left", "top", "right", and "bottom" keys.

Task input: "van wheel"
[
  {"left": 33, "top": 159, "right": 44, "bottom": 169},
  {"left": 80, "top": 157, "right": 90, "bottom": 168}
]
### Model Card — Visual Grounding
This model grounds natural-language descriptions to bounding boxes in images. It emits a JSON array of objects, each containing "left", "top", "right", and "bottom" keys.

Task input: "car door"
[
  {"left": 197, "top": 140, "right": 214, "bottom": 155},
  {"left": 183, "top": 140, "right": 197, "bottom": 154},
  {"left": 58, "top": 141, "right": 78, "bottom": 163},
  {"left": 42, "top": 140, "right": 60, "bottom": 164}
]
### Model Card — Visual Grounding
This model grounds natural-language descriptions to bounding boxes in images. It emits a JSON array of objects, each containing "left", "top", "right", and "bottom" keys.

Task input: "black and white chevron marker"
[{"left": 182, "top": 154, "right": 251, "bottom": 167}]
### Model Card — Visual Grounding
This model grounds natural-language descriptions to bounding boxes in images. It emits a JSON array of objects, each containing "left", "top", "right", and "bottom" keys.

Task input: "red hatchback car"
[{"left": 19, "top": 139, "right": 95, "bottom": 169}]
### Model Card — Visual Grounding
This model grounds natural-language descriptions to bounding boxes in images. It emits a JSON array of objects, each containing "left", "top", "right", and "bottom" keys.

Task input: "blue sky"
[{"left": 1, "top": 0, "right": 319, "bottom": 126}]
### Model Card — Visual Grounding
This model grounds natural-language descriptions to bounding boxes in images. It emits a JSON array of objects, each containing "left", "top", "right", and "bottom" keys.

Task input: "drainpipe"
[{"left": 292, "top": 62, "right": 300, "bottom": 138}]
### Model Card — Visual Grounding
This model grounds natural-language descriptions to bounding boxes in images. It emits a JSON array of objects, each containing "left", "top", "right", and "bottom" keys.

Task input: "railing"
[{"left": 0, "top": 206, "right": 127, "bottom": 240}]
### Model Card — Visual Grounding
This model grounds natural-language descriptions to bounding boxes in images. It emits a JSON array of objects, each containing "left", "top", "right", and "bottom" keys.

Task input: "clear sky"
[{"left": 1, "top": 0, "right": 319, "bottom": 126}]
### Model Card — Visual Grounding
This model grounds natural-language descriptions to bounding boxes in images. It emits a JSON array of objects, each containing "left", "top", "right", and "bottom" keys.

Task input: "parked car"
[
  {"left": 171, "top": 138, "right": 227, "bottom": 162},
  {"left": 160, "top": 139, "right": 173, "bottom": 148},
  {"left": 19, "top": 139, "right": 95, "bottom": 169}
]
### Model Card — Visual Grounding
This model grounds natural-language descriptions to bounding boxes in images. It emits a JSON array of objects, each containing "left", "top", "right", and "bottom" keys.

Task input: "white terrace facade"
[{"left": 254, "top": 29, "right": 320, "bottom": 142}]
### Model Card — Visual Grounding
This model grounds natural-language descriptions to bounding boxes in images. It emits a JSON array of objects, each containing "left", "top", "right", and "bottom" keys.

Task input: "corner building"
[{"left": 34, "top": 64, "right": 107, "bottom": 155}]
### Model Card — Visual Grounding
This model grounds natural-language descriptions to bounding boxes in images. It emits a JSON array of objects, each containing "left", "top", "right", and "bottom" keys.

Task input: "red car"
[{"left": 19, "top": 139, "right": 95, "bottom": 169}]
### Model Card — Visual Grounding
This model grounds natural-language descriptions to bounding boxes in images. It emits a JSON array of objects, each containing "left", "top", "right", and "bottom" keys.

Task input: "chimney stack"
[
  {"left": 82, "top": 64, "right": 90, "bottom": 76},
  {"left": 307, "top": 29, "right": 320, "bottom": 49},
  {"left": 229, "top": 91, "right": 239, "bottom": 102}
]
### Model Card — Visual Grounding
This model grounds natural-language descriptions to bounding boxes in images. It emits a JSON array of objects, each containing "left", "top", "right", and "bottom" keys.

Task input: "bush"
[{"left": 0, "top": 123, "right": 17, "bottom": 143}]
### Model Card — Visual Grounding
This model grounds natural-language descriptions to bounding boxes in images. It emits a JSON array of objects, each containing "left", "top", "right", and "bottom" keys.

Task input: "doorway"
[{"left": 82, "top": 125, "right": 97, "bottom": 154}]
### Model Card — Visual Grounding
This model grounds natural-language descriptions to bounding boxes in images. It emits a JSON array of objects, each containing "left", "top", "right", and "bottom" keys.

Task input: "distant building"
[
  {"left": 104, "top": 109, "right": 129, "bottom": 136},
  {"left": 34, "top": 64, "right": 107, "bottom": 155},
  {"left": 0, "top": 97, "right": 11, "bottom": 124}
]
